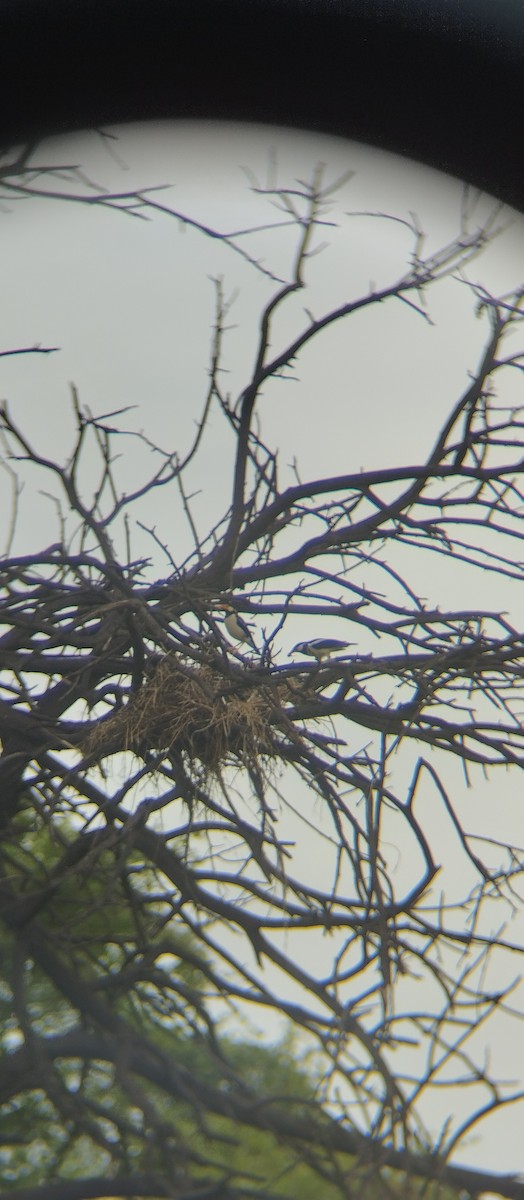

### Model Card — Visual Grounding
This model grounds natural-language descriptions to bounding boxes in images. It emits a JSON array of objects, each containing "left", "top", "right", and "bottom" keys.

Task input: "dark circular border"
[{"left": 2, "top": 0, "right": 524, "bottom": 211}]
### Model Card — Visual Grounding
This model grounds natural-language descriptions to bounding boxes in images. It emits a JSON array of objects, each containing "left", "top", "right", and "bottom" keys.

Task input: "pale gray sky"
[
  {"left": 2, "top": 120, "right": 522, "bottom": 575},
  {"left": 1, "top": 120, "right": 523, "bottom": 1182}
]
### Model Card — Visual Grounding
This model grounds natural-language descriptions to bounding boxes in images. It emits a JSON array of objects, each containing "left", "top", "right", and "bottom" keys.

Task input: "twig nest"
[{"left": 82, "top": 655, "right": 277, "bottom": 771}]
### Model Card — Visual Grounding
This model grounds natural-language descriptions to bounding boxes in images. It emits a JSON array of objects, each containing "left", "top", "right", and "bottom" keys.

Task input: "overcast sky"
[
  {"left": 1, "top": 120, "right": 523, "bottom": 1182},
  {"left": 2, "top": 120, "right": 522, "bottom": 585}
]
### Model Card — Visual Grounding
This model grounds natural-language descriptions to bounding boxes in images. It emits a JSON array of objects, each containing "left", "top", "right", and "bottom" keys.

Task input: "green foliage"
[
  {"left": 1, "top": 806, "right": 464, "bottom": 1200},
  {"left": 1, "top": 811, "right": 325, "bottom": 1193}
]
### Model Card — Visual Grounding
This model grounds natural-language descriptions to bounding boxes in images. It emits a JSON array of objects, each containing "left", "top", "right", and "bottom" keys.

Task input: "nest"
[{"left": 82, "top": 655, "right": 278, "bottom": 772}]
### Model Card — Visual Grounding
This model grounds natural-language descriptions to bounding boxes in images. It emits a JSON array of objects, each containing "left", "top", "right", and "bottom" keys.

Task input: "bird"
[
  {"left": 215, "top": 602, "right": 258, "bottom": 650},
  {"left": 292, "top": 638, "right": 354, "bottom": 661}
]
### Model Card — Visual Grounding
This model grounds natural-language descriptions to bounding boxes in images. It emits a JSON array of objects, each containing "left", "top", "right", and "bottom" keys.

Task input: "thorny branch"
[{"left": 1, "top": 144, "right": 524, "bottom": 1200}]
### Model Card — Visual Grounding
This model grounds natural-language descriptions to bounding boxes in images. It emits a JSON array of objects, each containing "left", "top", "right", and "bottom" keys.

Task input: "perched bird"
[
  {"left": 215, "top": 602, "right": 258, "bottom": 650},
  {"left": 292, "top": 638, "right": 353, "bottom": 661}
]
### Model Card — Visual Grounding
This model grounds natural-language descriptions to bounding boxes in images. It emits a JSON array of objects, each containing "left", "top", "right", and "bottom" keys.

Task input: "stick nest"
[{"left": 82, "top": 655, "right": 278, "bottom": 771}]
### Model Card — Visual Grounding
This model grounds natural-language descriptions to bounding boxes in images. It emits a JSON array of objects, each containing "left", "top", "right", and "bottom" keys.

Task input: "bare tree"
[{"left": 1, "top": 140, "right": 524, "bottom": 1200}]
